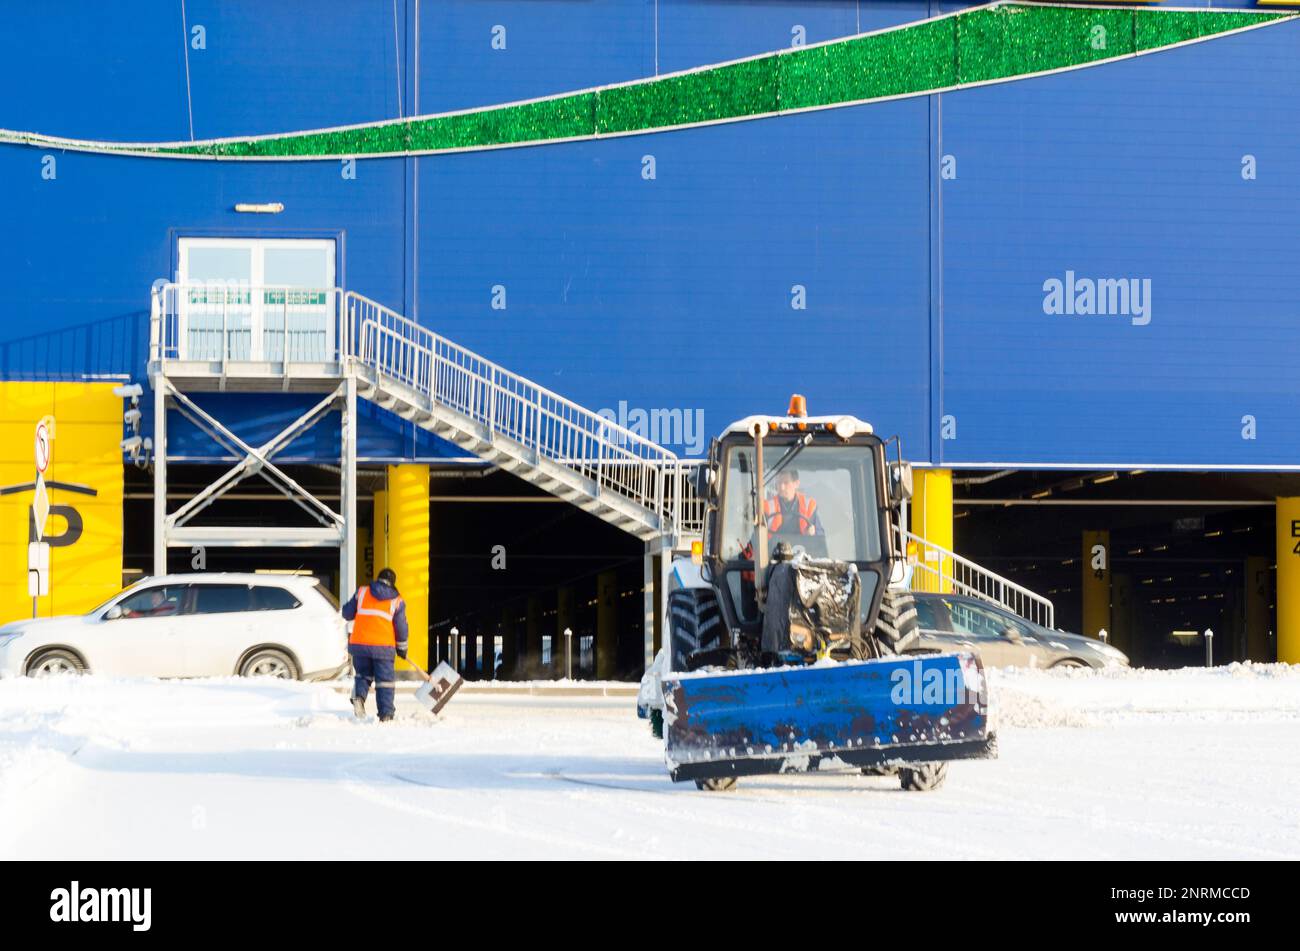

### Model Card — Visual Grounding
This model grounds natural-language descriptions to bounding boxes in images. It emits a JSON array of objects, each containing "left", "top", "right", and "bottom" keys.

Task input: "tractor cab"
[
  {"left": 660, "top": 397, "right": 994, "bottom": 791},
  {"left": 693, "top": 396, "right": 912, "bottom": 660}
]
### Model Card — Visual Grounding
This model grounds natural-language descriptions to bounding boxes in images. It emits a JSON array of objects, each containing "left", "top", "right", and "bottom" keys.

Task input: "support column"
[
  {"left": 911, "top": 468, "right": 953, "bottom": 592},
  {"left": 642, "top": 547, "right": 673, "bottom": 672},
  {"left": 556, "top": 586, "right": 575, "bottom": 679},
  {"left": 524, "top": 597, "right": 541, "bottom": 679},
  {"left": 1110, "top": 573, "right": 1133, "bottom": 660},
  {"left": 152, "top": 380, "right": 168, "bottom": 575},
  {"left": 1082, "top": 530, "right": 1111, "bottom": 639},
  {"left": 501, "top": 606, "right": 517, "bottom": 680},
  {"left": 597, "top": 570, "right": 618, "bottom": 680},
  {"left": 644, "top": 553, "right": 655, "bottom": 671},
  {"left": 464, "top": 624, "right": 478, "bottom": 679},
  {"left": 1276, "top": 499, "right": 1300, "bottom": 664},
  {"left": 387, "top": 464, "right": 429, "bottom": 673},
  {"left": 1245, "top": 555, "right": 1273, "bottom": 663},
  {"left": 339, "top": 377, "right": 357, "bottom": 602}
]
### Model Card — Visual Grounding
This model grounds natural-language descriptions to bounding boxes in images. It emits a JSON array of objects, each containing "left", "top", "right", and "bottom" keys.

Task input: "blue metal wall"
[{"left": 1, "top": 1, "right": 1296, "bottom": 468}]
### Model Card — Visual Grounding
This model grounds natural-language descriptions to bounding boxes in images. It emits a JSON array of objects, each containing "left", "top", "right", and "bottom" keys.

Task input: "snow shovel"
[{"left": 407, "top": 660, "right": 464, "bottom": 715}]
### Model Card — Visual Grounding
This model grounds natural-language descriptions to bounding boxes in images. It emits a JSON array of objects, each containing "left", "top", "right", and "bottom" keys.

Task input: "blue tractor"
[{"left": 659, "top": 397, "right": 997, "bottom": 791}]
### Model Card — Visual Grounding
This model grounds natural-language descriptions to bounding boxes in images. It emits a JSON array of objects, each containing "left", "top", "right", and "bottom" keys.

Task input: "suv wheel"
[
  {"left": 26, "top": 649, "right": 87, "bottom": 677},
  {"left": 239, "top": 648, "right": 300, "bottom": 680}
]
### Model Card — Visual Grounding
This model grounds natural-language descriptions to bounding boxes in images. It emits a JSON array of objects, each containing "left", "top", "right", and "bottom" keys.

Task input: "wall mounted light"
[{"left": 234, "top": 202, "right": 284, "bottom": 213}]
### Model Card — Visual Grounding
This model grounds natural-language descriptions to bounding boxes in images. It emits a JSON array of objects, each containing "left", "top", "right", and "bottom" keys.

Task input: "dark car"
[{"left": 911, "top": 593, "right": 1129, "bottom": 669}]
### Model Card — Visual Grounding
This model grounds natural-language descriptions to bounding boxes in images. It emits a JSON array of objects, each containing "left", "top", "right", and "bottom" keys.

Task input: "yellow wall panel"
[{"left": 0, "top": 382, "right": 123, "bottom": 625}]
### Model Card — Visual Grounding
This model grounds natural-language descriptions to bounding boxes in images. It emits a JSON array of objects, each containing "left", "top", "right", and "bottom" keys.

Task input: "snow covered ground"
[{"left": 2, "top": 664, "right": 1299, "bottom": 860}]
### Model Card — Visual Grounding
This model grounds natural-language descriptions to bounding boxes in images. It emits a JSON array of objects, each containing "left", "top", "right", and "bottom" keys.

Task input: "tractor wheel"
[
  {"left": 695, "top": 777, "right": 738, "bottom": 792},
  {"left": 874, "top": 588, "right": 920, "bottom": 655},
  {"left": 898, "top": 762, "right": 949, "bottom": 792},
  {"left": 668, "top": 587, "right": 725, "bottom": 672}
]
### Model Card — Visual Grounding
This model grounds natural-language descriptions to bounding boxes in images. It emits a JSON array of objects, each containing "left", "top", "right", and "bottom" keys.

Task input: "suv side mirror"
[
  {"left": 104, "top": 605, "right": 123, "bottom": 621},
  {"left": 890, "top": 462, "right": 914, "bottom": 504}
]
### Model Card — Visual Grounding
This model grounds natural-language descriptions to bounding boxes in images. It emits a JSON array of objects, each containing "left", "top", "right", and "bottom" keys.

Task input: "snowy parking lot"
[{"left": 2, "top": 664, "right": 1299, "bottom": 860}]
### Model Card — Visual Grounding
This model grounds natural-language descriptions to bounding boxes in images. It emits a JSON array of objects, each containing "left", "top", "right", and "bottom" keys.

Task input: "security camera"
[
  {"left": 123, "top": 408, "right": 141, "bottom": 427},
  {"left": 121, "top": 436, "right": 143, "bottom": 453}
]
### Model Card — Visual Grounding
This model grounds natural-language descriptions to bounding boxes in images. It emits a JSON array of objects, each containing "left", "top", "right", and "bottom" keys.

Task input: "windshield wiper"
[{"left": 764, "top": 433, "right": 812, "bottom": 487}]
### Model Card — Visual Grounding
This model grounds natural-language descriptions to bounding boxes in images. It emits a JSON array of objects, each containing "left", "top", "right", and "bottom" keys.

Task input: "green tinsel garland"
[{"left": 1, "top": 3, "right": 1290, "bottom": 160}]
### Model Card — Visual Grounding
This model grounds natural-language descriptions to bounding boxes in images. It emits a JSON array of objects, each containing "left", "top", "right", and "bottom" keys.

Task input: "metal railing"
[
  {"left": 151, "top": 281, "right": 700, "bottom": 538},
  {"left": 668, "top": 459, "right": 707, "bottom": 538},
  {"left": 899, "top": 526, "right": 1056, "bottom": 630},
  {"left": 345, "top": 292, "right": 683, "bottom": 533},
  {"left": 150, "top": 281, "right": 343, "bottom": 367}
]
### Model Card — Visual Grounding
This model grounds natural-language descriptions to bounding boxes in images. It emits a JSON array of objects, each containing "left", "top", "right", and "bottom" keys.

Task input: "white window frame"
[{"left": 176, "top": 237, "right": 337, "bottom": 362}]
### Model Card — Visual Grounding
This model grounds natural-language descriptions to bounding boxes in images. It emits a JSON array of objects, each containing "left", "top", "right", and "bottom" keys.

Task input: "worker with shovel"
[{"left": 342, "top": 567, "right": 408, "bottom": 722}]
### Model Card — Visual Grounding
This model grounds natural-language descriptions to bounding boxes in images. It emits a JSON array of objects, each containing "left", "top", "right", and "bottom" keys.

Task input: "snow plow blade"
[{"left": 662, "top": 652, "right": 996, "bottom": 783}]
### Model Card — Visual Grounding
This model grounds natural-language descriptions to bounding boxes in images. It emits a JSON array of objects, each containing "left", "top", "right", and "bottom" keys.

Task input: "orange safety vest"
[
  {"left": 765, "top": 492, "right": 817, "bottom": 535},
  {"left": 350, "top": 586, "right": 403, "bottom": 648}
]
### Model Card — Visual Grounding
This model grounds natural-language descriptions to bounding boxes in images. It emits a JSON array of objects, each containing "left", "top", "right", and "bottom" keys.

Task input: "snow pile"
[
  {"left": 0, "top": 677, "right": 351, "bottom": 816},
  {"left": 992, "top": 662, "right": 1300, "bottom": 728}
]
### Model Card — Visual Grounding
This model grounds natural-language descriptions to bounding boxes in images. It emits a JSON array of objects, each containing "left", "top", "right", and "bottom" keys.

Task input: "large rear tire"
[
  {"left": 874, "top": 588, "right": 920, "bottom": 655},
  {"left": 668, "top": 587, "right": 725, "bottom": 671},
  {"left": 695, "top": 777, "right": 738, "bottom": 792},
  {"left": 898, "top": 762, "right": 948, "bottom": 791}
]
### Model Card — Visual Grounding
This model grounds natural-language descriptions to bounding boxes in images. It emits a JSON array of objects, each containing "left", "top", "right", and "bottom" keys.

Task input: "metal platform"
[{"left": 148, "top": 281, "right": 698, "bottom": 620}]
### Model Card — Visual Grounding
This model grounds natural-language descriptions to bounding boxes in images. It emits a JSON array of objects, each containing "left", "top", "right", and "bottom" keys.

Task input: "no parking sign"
[
  {"left": 35, "top": 419, "right": 52, "bottom": 473},
  {"left": 29, "top": 417, "right": 55, "bottom": 605}
]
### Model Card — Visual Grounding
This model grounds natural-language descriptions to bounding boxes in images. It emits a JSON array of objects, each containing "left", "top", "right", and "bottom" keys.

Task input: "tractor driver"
[{"left": 765, "top": 469, "right": 823, "bottom": 537}]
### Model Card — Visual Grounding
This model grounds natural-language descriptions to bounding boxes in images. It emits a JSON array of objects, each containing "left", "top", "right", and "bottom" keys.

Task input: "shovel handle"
[{"left": 399, "top": 656, "right": 431, "bottom": 680}]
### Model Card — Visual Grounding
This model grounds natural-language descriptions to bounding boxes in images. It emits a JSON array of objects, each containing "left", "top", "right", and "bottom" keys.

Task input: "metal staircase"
[{"left": 344, "top": 293, "right": 684, "bottom": 541}]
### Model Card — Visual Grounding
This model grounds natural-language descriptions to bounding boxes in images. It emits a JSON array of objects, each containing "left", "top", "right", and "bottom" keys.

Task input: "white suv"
[{"left": 0, "top": 573, "right": 348, "bottom": 680}]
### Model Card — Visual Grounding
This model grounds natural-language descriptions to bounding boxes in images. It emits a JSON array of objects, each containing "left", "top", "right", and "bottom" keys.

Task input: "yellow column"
[
  {"left": 911, "top": 468, "right": 953, "bottom": 593},
  {"left": 1244, "top": 555, "right": 1272, "bottom": 663},
  {"left": 1276, "top": 499, "right": 1300, "bottom": 664},
  {"left": 1082, "top": 530, "right": 1111, "bottom": 639},
  {"left": 386, "top": 465, "right": 429, "bottom": 672}
]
